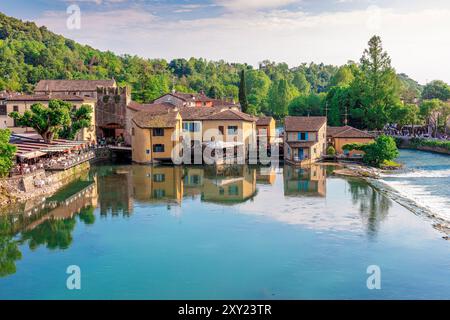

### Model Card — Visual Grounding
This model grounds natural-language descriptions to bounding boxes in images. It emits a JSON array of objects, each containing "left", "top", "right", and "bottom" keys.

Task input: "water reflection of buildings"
[{"left": 283, "top": 164, "right": 326, "bottom": 197}]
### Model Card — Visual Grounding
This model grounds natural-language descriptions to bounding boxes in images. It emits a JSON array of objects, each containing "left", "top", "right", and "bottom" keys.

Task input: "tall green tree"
[
  {"left": 10, "top": 100, "right": 71, "bottom": 143},
  {"left": 292, "top": 71, "right": 311, "bottom": 95},
  {"left": 351, "top": 36, "right": 401, "bottom": 130},
  {"left": 288, "top": 93, "right": 325, "bottom": 116},
  {"left": 59, "top": 104, "right": 93, "bottom": 140},
  {"left": 0, "top": 129, "right": 16, "bottom": 177},
  {"left": 238, "top": 69, "right": 249, "bottom": 113},
  {"left": 421, "top": 80, "right": 450, "bottom": 101}
]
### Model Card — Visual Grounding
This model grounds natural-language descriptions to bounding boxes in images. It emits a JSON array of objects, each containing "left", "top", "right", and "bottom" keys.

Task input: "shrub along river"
[{"left": 0, "top": 149, "right": 449, "bottom": 299}]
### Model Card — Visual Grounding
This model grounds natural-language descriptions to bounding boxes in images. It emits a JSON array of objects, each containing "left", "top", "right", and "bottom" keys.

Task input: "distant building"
[
  {"left": 0, "top": 93, "right": 96, "bottom": 141},
  {"left": 327, "top": 125, "right": 375, "bottom": 156},
  {"left": 34, "top": 79, "right": 116, "bottom": 98},
  {"left": 284, "top": 116, "right": 327, "bottom": 165},
  {"left": 256, "top": 116, "right": 276, "bottom": 145},
  {"left": 154, "top": 91, "right": 239, "bottom": 109}
]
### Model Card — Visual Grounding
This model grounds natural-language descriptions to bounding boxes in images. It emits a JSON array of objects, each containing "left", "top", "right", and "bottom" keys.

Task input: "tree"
[
  {"left": 390, "top": 103, "right": 422, "bottom": 134},
  {"left": 351, "top": 36, "right": 401, "bottom": 130},
  {"left": 10, "top": 100, "right": 71, "bottom": 143},
  {"left": 343, "top": 135, "right": 399, "bottom": 167},
  {"left": 239, "top": 69, "right": 249, "bottom": 113},
  {"left": 330, "top": 65, "right": 354, "bottom": 87},
  {"left": 0, "top": 129, "right": 16, "bottom": 177},
  {"left": 288, "top": 93, "right": 325, "bottom": 116},
  {"left": 268, "top": 79, "right": 298, "bottom": 118},
  {"left": 420, "top": 99, "right": 444, "bottom": 137},
  {"left": 59, "top": 104, "right": 93, "bottom": 140},
  {"left": 422, "top": 80, "right": 450, "bottom": 101},
  {"left": 292, "top": 71, "right": 311, "bottom": 95}
]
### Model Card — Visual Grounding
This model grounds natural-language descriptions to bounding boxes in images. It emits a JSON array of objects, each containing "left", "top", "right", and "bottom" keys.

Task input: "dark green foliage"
[
  {"left": 10, "top": 99, "right": 72, "bottom": 142},
  {"left": 422, "top": 80, "right": 450, "bottom": 101},
  {"left": 239, "top": 69, "right": 249, "bottom": 113},
  {"left": 0, "top": 129, "right": 16, "bottom": 177},
  {"left": 409, "top": 138, "right": 450, "bottom": 151},
  {"left": 343, "top": 135, "right": 399, "bottom": 167}
]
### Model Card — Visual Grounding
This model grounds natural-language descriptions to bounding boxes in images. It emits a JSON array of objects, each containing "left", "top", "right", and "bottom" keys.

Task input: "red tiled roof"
[
  {"left": 127, "top": 101, "right": 174, "bottom": 112},
  {"left": 285, "top": 116, "right": 326, "bottom": 132},
  {"left": 256, "top": 116, "right": 273, "bottom": 126},
  {"left": 202, "top": 109, "right": 257, "bottom": 122},
  {"left": 35, "top": 79, "right": 116, "bottom": 92},
  {"left": 328, "top": 126, "right": 374, "bottom": 139},
  {"left": 132, "top": 109, "right": 179, "bottom": 128}
]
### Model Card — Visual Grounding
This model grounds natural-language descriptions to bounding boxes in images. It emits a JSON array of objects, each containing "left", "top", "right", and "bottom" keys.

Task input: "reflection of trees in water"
[
  {"left": 20, "top": 218, "right": 77, "bottom": 250},
  {"left": 347, "top": 179, "right": 392, "bottom": 238},
  {"left": 78, "top": 206, "right": 95, "bottom": 225},
  {"left": 0, "top": 216, "right": 22, "bottom": 278}
]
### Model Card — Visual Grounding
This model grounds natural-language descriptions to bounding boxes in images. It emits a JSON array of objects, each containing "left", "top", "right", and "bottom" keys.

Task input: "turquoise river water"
[{"left": 0, "top": 149, "right": 449, "bottom": 299}]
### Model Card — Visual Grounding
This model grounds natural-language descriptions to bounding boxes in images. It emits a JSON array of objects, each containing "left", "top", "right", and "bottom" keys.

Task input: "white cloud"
[
  {"left": 36, "top": 5, "right": 450, "bottom": 84},
  {"left": 215, "top": 0, "right": 300, "bottom": 11}
]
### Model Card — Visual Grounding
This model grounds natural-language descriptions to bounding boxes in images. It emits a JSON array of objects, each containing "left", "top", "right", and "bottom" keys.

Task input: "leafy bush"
[
  {"left": 409, "top": 138, "right": 450, "bottom": 151},
  {"left": 0, "top": 129, "right": 17, "bottom": 177},
  {"left": 326, "top": 145, "right": 336, "bottom": 156},
  {"left": 343, "top": 135, "right": 399, "bottom": 167}
]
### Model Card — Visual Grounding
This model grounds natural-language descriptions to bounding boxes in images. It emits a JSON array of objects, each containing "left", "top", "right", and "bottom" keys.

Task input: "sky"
[{"left": 1, "top": 0, "right": 450, "bottom": 84}]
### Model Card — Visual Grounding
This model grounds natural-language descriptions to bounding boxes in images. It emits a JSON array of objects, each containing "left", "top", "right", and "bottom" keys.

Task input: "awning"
[{"left": 17, "top": 151, "right": 46, "bottom": 159}]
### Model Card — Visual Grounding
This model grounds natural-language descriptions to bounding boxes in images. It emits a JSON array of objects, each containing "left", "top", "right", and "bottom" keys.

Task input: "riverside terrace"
[{"left": 9, "top": 133, "right": 95, "bottom": 175}]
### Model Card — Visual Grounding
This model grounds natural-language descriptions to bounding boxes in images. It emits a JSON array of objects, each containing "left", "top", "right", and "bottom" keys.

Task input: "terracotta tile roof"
[
  {"left": 5, "top": 93, "right": 95, "bottom": 102},
  {"left": 327, "top": 126, "right": 352, "bottom": 137},
  {"left": 168, "top": 92, "right": 214, "bottom": 103},
  {"left": 285, "top": 116, "right": 326, "bottom": 132},
  {"left": 127, "top": 101, "right": 174, "bottom": 112},
  {"left": 202, "top": 109, "right": 257, "bottom": 122},
  {"left": 35, "top": 79, "right": 116, "bottom": 92},
  {"left": 286, "top": 141, "right": 317, "bottom": 148},
  {"left": 328, "top": 126, "right": 374, "bottom": 139},
  {"left": 132, "top": 110, "right": 179, "bottom": 128},
  {"left": 256, "top": 116, "right": 273, "bottom": 126}
]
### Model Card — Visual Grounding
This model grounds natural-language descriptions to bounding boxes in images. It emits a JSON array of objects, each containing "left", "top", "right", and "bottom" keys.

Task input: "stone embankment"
[{"left": 0, "top": 161, "right": 91, "bottom": 206}]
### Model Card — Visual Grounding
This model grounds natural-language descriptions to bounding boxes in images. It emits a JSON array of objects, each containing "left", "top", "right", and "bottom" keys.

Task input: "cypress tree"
[{"left": 239, "top": 69, "right": 249, "bottom": 113}]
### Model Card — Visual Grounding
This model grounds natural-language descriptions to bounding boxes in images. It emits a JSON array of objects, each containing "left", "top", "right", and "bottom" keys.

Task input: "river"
[{"left": 0, "top": 150, "right": 449, "bottom": 299}]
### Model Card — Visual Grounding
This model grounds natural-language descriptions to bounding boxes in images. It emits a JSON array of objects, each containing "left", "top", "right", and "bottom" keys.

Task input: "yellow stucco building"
[
  {"left": 327, "top": 126, "right": 375, "bottom": 156},
  {"left": 131, "top": 107, "right": 183, "bottom": 164}
]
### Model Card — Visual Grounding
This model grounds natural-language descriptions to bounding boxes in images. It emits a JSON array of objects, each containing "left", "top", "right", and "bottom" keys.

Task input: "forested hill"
[
  {"left": 0, "top": 11, "right": 424, "bottom": 123},
  {"left": 0, "top": 13, "right": 338, "bottom": 100}
]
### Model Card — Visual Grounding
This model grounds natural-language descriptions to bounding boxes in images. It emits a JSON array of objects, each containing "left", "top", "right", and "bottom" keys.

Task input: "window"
[
  {"left": 153, "top": 174, "right": 165, "bottom": 182},
  {"left": 153, "top": 189, "right": 165, "bottom": 198},
  {"left": 228, "top": 185, "right": 239, "bottom": 196},
  {"left": 131, "top": 127, "right": 135, "bottom": 136},
  {"left": 228, "top": 126, "right": 238, "bottom": 135},
  {"left": 183, "top": 122, "right": 200, "bottom": 132},
  {"left": 219, "top": 187, "right": 225, "bottom": 195},
  {"left": 153, "top": 144, "right": 164, "bottom": 153},
  {"left": 0, "top": 105, "right": 6, "bottom": 116},
  {"left": 218, "top": 126, "right": 224, "bottom": 135},
  {"left": 153, "top": 128, "right": 164, "bottom": 136},
  {"left": 297, "top": 132, "right": 308, "bottom": 141}
]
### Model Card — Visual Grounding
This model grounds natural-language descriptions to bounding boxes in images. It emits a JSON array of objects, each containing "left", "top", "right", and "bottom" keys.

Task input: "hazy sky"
[{"left": 2, "top": 0, "right": 450, "bottom": 84}]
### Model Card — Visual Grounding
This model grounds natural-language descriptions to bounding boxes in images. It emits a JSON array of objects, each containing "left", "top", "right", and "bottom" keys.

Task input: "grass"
[{"left": 380, "top": 159, "right": 402, "bottom": 169}]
